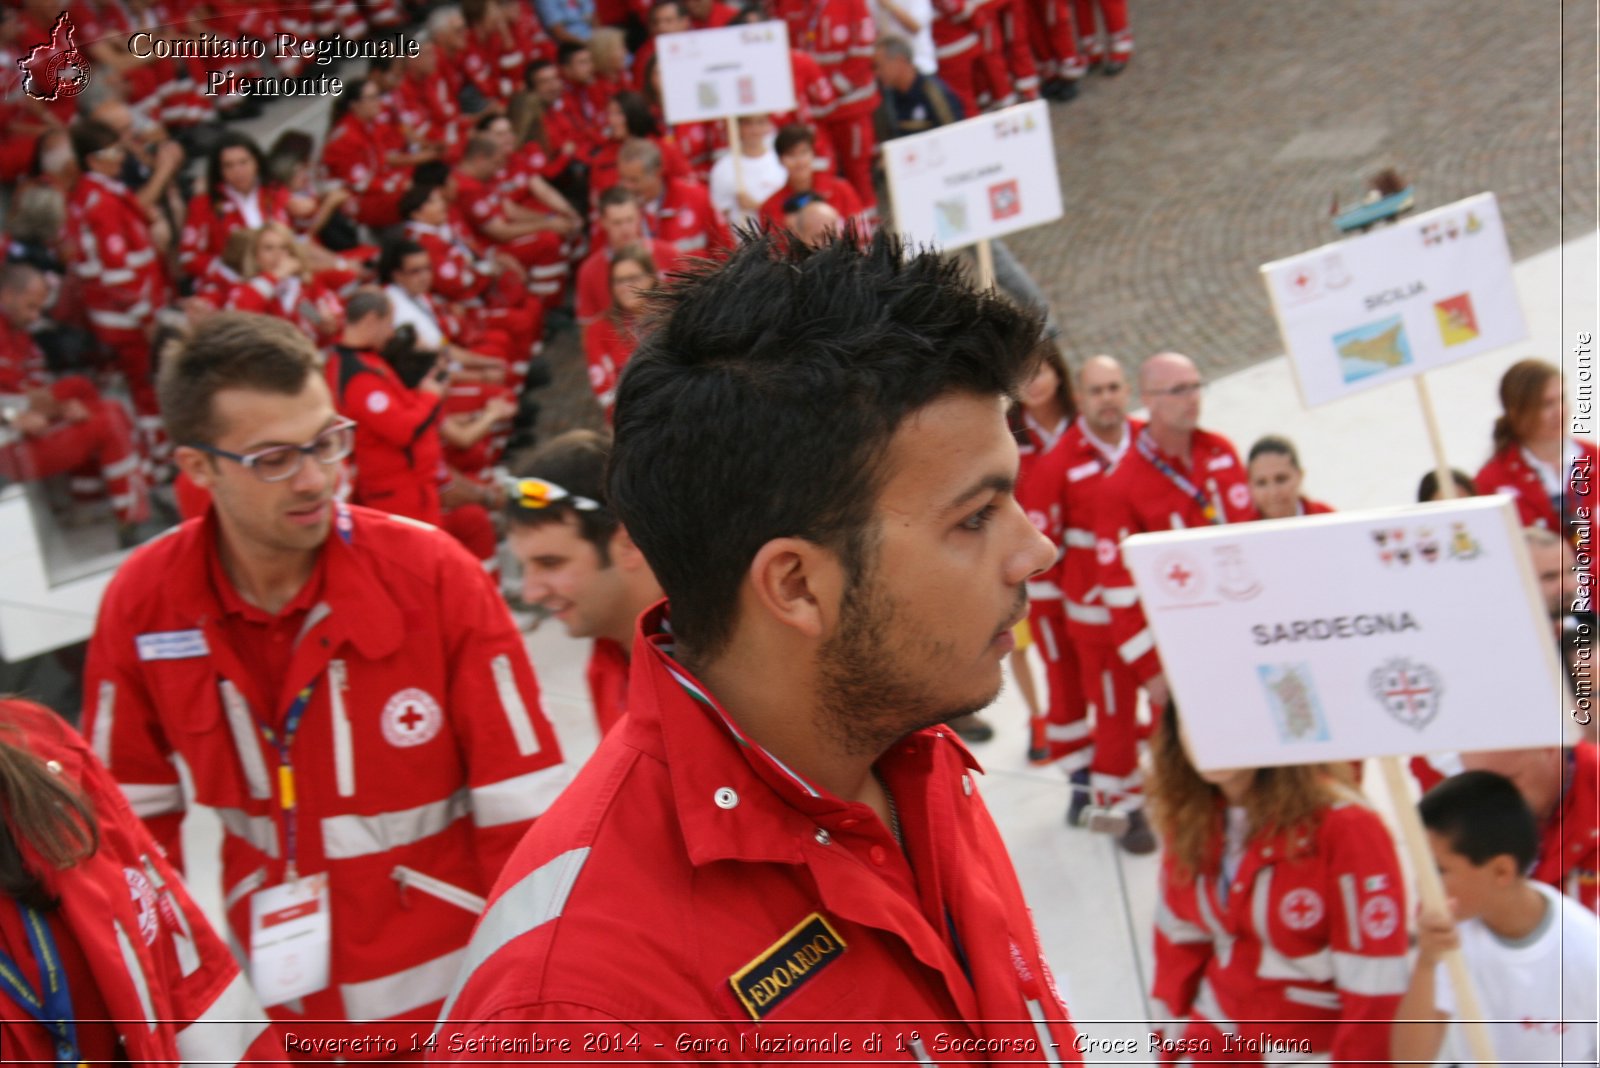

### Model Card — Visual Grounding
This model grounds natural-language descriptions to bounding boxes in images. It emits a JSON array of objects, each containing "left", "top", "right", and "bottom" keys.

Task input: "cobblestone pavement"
[{"left": 528, "top": 0, "right": 1600, "bottom": 441}]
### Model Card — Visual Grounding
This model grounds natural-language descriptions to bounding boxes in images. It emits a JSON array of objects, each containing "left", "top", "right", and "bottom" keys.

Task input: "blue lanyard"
[
  {"left": 256, "top": 683, "right": 318, "bottom": 879},
  {"left": 1136, "top": 429, "right": 1222, "bottom": 525},
  {"left": 0, "top": 904, "right": 85, "bottom": 1068}
]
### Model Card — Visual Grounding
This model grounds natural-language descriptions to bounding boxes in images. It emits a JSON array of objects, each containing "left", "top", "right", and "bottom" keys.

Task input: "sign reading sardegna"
[{"left": 1121, "top": 496, "right": 1564, "bottom": 771}]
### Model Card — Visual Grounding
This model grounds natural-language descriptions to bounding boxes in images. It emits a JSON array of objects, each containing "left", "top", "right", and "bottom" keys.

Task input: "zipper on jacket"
[
  {"left": 329, "top": 659, "right": 355, "bottom": 797},
  {"left": 391, "top": 865, "right": 487, "bottom": 914}
]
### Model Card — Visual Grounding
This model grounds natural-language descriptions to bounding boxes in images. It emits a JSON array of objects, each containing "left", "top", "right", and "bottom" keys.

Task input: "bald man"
[
  {"left": 1095, "top": 353, "right": 1255, "bottom": 716},
  {"left": 794, "top": 199, "right": 844, "bottom": 248},
  {"left": 1041, "top": 355, "right": 1156, "bottom": 851}
]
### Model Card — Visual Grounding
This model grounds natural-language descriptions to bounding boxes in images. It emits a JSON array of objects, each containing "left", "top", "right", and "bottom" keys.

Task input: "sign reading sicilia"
[
  {"left": 1261, "top": 192, "right": 1527, "bottom": 407},
  {"left": 1121, "top": 497, "right": 1564, "bottom": 771}
]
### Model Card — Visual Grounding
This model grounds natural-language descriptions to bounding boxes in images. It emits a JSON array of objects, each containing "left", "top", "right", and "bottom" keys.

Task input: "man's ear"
[
  {"left": 745, "top": 536, "right": 843, "bottom": 641},
  {"left": 609, "top": 525, "right": 648, "bottom": 571},
  {"left": 173, "top": 445, "right": 215, "bottom": 490},
  {"left": 1486, "top": 853, "right": 1521, "bottom": 885}
]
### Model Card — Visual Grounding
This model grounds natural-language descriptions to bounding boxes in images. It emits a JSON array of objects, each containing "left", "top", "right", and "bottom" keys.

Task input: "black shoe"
[
  {"left": 1117, "top": 808, "right": 1157, "bottom": 855},
  {"left": 948, "top": 713, "right": 995, "bottom": 744},
  {"left": 1102, "top": 59, "right": 1127, "bottom": 76},
  {"left": 1043, "top": 79, "right": 1080, "bottom": 103},
  {"left": 1065, "top": 767, "right": 1091, "bottom": 827},
  {"left": 1027, "top": 743, "right": 1051, "bottom": 763}
]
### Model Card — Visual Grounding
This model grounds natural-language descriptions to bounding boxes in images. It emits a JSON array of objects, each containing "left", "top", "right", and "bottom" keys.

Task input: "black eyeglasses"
[{"left": 187, "top": 420, "right": 356, "bottom": 483}]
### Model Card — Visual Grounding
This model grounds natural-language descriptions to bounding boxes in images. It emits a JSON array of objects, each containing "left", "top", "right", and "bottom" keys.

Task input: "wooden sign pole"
[{"left": 976, "top": 239, "right": 996, "bottom": 291}]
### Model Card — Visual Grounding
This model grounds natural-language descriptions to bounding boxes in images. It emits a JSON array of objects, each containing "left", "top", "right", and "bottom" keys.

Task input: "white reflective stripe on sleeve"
[
  {"left": 1253, "top": 874, "right": 1335, "bottom": 982},
  {"left": 1339, "top": 873, "right": 1362, "bottom": 951},
  {"left": 101, "top": 453, "right": 141, "bottom": 479},
  {"left": 435, "top": 846, "right": 590, "bottom": 1029},
  {"left": 393, "top": 865, "right": 487, "bottom": 913},
  {"left": 1025, "top": 998, "right": 1063, "bottom": 1065},
  {"left": 1331, "top": 951, "right": 1410, "bottom": 996},
  {"left": 1195, "top": 877, "right": 1235, "bottom": 967},
  {"left": 219, "top": 680, "right": 272, "bottom": 800},
  {"left": 908, "top": 1036, "right": 940, "bottom": 1064},
  {"left": 1035, "top": 615, "right": 1059, "bottom": 661},
  {"left": 121, "top": 782, "right": 184, "bottom": 818},
  {"left": 91, "top": 680, "right": 115, "bottom": 763},
  {"left": 1283, "top": 985, "right": 1341, "bottom": 1011},
  {"left": 321, "top": 789, "right": 471, "bottom": 859},
  {"left": 114, "top": 919, "right": 158, "bottom": 1028},
  {"left": 471, "top": 764, "right": 572, "bottom": 827},
  {"left": 528, "top": 262, "right": 568, "bottom": 279},
  {"left": 1118, "top": 628, "right": 1155, "bottom": 665},
  {"left": 1043, "top": 720, "right": 1090, "bottom": 743},
  {"left": 1101, "top": 585, "right": 1139, "bottom": 608},
  {"left": 1154, "top": 899, "right": 1211, "bottom": 944},
  {"left": 1025, "top": 580, "right": 1063, "bottom": 600},
  {"left": 329, "top": 660, "right": 355, "bottom": 797},
  {"left": 1063, "top": 528, "right": 1096, "bottom": 548},
  {"left": 1064, "top": 600, "right": 1110, "bottom": 625},
  {"left": 215, "top": 808, "right": 280, "bottom": 857},
  {"left": 673, "top": 234, "right": 708, "bottom": 252},
  {"left": 491, "top": 653, "right": 540, "bottom": 756},
  {"left": 176, "top": 971, "right": 269, "bottom": 1063},
  {"left": 340, "top": 947, "right": 464, "bottom": 1021},
  {"left": 123, "top": 247, "right": 155, "bottom": 267},
  {"left": 100, "top": 268, "right": 136, "bottom": 286},
  {"left": 935, "top": 32, "right": 978, "bottom": 57}
]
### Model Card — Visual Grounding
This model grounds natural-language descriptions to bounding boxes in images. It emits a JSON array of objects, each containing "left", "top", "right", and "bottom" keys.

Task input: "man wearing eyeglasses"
[
  {"left": 505, "top": 430, "right": 664, "bottom": 738},
  {"left": 80, "top": 312, "right": 569, "bottom": 1046},
  {"left": 1095, "top": 351, "right": 1256, "bottom": 717}
]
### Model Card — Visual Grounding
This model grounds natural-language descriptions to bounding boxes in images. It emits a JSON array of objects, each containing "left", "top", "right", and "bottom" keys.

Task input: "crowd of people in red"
[{"left": 0, "top": 0, "right": 1134, "bottom": 553}]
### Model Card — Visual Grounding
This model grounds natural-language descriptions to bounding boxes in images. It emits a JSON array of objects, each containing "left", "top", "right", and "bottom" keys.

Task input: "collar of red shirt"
[
  {"left": 165, "top": 501, "right": 406, "bottom": 662},
  {"left": 625, "top": 601, "right": 984, "bottom": 868}
]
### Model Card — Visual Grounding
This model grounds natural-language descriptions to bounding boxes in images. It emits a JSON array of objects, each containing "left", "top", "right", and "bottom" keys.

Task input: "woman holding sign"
[
  {"left": 1147, "top": 707, "right": 1410, "bottom": 1064},
  {"left": 1476, "top": 358, "right": 1597, "bottom": 585}
]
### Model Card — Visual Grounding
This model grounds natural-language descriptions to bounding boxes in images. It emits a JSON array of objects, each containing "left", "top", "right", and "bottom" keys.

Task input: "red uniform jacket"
[
  {"left": 225, "top": 274, "right": 345, "bottom": 344},
  {"left": 321, "top": 113, "right": 411, "bottom": 229},
  {"left": 327, "top": 345, "right": 446, "bottom": 524},
  {"left": 758, "top": 171, "right": 866, "bottom": 229},
  {"left": 81, "top": 504, "right": 569, "bottom": 1036},
  {"left": 778, "top": 0, "right": 881, "bottom": 119},
  {"left": 1534, "top": 742, "right": 1600, "bottom": 913},
  {"left": 1096, "top": 427, "right": 1256, "bottom": 682},
  {"left": 582, "top": 312, "right": 641, "bottom": 421},
  {"left": 0, "top": 700, "right": 281, "bottom": 1066},
  {"left": 1152, "top": 800, "right": 1409, "bottom": 1063},
  {"left": 1054, "top": 418, "right": 1140, "bottom": 645},
  {"left": 178, "top": 184, "right": 294, "bottom": 279},
  {"left": 0, "top": 312, "right": 49, "bottom": 393},
  {"left": 641, "top": 177, "right": 733, "bottom": 258},
  {"left": 405, "top": 221, "right": 496, "bottom": 304},
  {"left": 1476, "top": 438, "right": 1598, "bottom": 586},
  {"left": 587, "top": 637, "right": 630, "bottom": 737},
  {"left": 464, "top": 13, "right": 555, "bottom": 104},
  {"left": 65, "top": 172, "right": 168, "bottom": 337},
  {"left": 436, "top": 603, "right": 1080, "bottom": 1054}
]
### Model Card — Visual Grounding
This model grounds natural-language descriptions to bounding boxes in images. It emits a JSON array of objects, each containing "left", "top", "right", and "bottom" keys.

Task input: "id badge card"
[{"left": 250, "top": 874, "right": 331, "bottom": 1006}]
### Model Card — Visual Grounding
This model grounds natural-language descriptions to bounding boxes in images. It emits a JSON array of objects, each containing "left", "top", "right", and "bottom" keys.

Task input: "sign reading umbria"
[
  {"left": 1261, "top": 192, "right": 1527, "bottom": 407},
  {"left": 1121, "top": 496, "right": 1563, "bottom": 770}
]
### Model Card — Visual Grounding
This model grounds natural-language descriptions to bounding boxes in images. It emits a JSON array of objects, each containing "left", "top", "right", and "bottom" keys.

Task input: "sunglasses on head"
[{"left": 510, "top": 477, "right": 603, "bottom": 512}]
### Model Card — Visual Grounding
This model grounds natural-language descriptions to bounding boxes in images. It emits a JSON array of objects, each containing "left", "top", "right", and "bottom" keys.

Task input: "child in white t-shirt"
[{"left": 1393, "top": 769, "right": 1599, "bottom": 1067}]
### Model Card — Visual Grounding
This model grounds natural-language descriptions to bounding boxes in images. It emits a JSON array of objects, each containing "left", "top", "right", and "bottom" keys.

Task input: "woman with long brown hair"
[
  {"left": 1476, "top": 358, "right": 1596, "bottom": 583},
  {"left": 584, "top": 243, "right": 657, "bottom": 421},
  {"left": 0, "top": 698, "right": 276, "bottom": 1062},
  {"left": 1146, "top": 706, "right": 1408, "bottom": 1064}
]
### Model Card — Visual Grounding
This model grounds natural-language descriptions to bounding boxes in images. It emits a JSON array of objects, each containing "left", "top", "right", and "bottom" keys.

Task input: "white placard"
[
  {"left": 1121, "top": 496, "right": 1565, "bottom": 771},
  {"left": 882, "top": 100, "right": 1062, "bottom": 251},
  {"left": 656, "top": 22, "right": 796, "bottom": 125},
  {"left": 1261, "top": 192, "right": 1527, "bottom": 408}
]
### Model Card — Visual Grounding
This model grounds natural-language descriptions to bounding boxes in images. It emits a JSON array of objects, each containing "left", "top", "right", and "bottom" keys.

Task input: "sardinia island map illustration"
[{"left": 16, "top": 12, "right": 92, "bottom": 102}]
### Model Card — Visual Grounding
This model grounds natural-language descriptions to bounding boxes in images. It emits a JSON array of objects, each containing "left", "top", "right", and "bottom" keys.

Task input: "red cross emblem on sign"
[{"left": 1166, "top": 563, "right": 1192, "bottom": 587}]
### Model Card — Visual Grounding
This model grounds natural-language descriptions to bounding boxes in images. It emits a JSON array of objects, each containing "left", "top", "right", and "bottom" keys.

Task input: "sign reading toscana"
[
  {"left": 881, "top": 99, "right": 1062, "bottom": 251},
  {"left": 1261, "top": 192, "right": 1526, "bottom": 408},
  {"left": 1121, "top": 496, "right": 1563, "bottom": 771}
]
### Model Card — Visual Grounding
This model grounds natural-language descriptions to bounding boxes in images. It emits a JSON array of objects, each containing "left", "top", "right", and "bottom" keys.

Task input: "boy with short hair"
[{"left": 1393, "top": 769, "right": 1599, "bottom": 1066}]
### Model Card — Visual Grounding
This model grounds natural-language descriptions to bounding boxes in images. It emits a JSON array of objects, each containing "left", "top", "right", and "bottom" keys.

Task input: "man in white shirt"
[{"left": 707, "top": 114, "right": 789, "bottom": 230}]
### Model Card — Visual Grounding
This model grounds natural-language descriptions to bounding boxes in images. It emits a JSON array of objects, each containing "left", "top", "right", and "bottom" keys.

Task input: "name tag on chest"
[{"left": 136, "top": 630, "right": 210, "bottom": 661}]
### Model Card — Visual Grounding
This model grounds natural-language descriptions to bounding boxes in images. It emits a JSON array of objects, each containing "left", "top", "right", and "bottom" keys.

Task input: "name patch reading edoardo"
[{"left": 729, "top": 913, "right": 846, "bottom": 1020}]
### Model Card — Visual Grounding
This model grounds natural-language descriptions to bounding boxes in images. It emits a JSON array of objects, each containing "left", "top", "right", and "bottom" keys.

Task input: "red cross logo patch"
[
  {"left": 381, "top": 688, "right": 444, "bottom": 747},
  {"left": 1279, "top": 888, "right": 1323, "bottom": 931}
]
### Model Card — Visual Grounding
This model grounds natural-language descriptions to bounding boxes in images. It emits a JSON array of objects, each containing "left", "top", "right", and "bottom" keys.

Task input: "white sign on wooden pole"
[
  {"left": 881, "top": 100, "right": 1062, "bottom": 251},
  {"left": 1261, "top": 192, "right": 1527, "bottom": 408},
  {"left": 1120, "top": 496, "right": 1563, "bottom": 772},
  {"left": 656, "top": 22, "right": 796, "bottom": 126}
]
